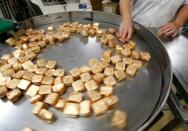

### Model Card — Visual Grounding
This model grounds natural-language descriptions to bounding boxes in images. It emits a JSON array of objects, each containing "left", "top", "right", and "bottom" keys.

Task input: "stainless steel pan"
[{"left": 0, "top": 11, "right": 172, "bottom": 131}]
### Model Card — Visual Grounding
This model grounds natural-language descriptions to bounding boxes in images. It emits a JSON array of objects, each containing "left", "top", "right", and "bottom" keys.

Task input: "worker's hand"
[
  {"left": 119, "top": 19, "right": 133, "bottom": 42},
  {"left": 158, "top": 22, "right": 181, "bottom": 38}
]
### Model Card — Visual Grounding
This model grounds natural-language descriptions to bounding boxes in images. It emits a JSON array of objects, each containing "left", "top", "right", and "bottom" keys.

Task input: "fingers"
[
  {"left": 159, "top": 22, "right": 180, "bottom": 39},
  {"left": 119, "top": 26, "right": 132, "bottom": 42},
  {"left": 159, "top": 28, "right": 177, "bottom": 38},
  {"left": 158, "top": 23, "right": 172, "bottom": 35},
  {"left": 158, "top": 23, "right": 178, "bottom": 38},
  {"left": 172, "top": 31, "right": 177, "bottom": 38},
  {"left": 121, "top": 29, "right": 128, "bottom": 42},
  {"left": 160, "top": 24, "right": 171, "bottom": 31},
  {"left": 158, "top": 26, "right": 172, "bottom": 36},
  {"left": 119, "top": 23, "right": 127, "bottom": 42},
  {"left": 126, "top": 27, "right": 132, "bottom": 41},
  {"left": 119, "top": 24, "right": 123, "bottom": 38},
  {"left": 164, "top": 29, "right": 176, "bottom": 36}
]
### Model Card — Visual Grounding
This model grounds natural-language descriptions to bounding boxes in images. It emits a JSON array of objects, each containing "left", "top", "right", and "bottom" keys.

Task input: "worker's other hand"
[
  {"left": 158, "top": 22, "right": 181, "bottom": 38},
  {"left": 119, "top": 19, "right": 133, "bottom": 42}
]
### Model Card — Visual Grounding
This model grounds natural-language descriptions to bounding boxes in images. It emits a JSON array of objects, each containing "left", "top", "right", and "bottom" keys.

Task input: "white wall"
[
  {"left": 31, "top": 0, "right": 91, "bottom": 15},
  {"left": 31, "top": 0, "right": 65, "bottom": 14},
  {"left": 0, "top": 1, "right": 92, "bottom": 18}
]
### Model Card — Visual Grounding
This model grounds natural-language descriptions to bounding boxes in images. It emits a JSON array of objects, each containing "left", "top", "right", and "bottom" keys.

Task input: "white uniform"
[{"left": 132, "top": 0, "right": 188, "bottom": 27}]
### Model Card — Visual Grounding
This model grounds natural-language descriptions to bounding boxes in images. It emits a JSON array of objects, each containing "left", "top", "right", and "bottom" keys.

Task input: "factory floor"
[
  {"left": 149, "top": 85, "right": 188, "bottom": 131},
  {"left": 149, "top": 110, "right": 188, "bottom": 131}
]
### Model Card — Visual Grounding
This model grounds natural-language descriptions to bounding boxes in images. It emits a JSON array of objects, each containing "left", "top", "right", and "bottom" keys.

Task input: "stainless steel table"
[{"left": 149, "top": 28, "right": 188, "bottom": 130}]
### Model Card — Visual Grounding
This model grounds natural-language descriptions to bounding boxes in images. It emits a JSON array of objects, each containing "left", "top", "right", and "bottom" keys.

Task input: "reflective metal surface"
[
  {"left": 149, "top": 28, "right": 188, "bottom": 131},
  {"left": 149, "top": 27, "right": 188, "bottom": 99},
  {"left": 0, "top": 11, "right": 172, "bottom": 131}
]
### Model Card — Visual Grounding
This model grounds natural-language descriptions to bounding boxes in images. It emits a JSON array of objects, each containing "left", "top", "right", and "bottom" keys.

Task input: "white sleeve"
[{"left": 184, "top": 0, "right": 188, "bottom": 4}]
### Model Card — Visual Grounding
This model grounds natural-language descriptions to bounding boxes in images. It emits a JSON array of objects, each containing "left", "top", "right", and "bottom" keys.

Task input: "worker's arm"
[
  {"left": 119, "top": 0, "right": 132, "bottom": 42},
  {"left": 158, "top": 4, "right": 188, "bottom": 38}
]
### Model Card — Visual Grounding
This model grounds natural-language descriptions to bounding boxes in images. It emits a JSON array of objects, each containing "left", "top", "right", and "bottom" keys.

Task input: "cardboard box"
[
  {"left": 90, "top": 0, "right": 102, "bottom": 11},
  {"left": 102, "top": 2, "right": 119, "bottom": 14}
]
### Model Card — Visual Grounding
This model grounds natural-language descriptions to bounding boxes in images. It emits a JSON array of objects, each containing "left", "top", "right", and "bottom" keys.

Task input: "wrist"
[
  {"left": 174, "top": 21, "right": 183, "bottom": 29},
  {"left": 121, "top": 16, "right": 132, "bottom": 24}
]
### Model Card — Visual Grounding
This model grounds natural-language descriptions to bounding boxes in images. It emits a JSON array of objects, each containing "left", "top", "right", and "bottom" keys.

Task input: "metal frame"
[
  {"left": 148, "top": 25, "right": 188, "bottom": 131},
  {"left": 173, "top": 70, "right": 188, "bottom": 102},
  {"left": 0, "top": 0, "right": 16, "bottom": 19},
  {"left": 160, "top": 74, "right": 188, "bottom": 131}
]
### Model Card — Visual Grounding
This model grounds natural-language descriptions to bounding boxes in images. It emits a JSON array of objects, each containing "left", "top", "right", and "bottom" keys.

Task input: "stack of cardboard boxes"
[{"left": 90, "top": 0, "right": 119, "bottom": 14}]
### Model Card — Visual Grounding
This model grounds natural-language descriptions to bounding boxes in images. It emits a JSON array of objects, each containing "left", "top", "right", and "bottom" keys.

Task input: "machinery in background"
[
  {"left": 41, "top": 0, "right": 66, "bottom": 5},
  {"left": 31, "top": 0, "right": 91, "bottom": 15},
  {"left": 0, "top": 0, "right": 43, "bottom": 21},
  {"left": 0, "top": 0, "right": 43, "bottom": 41},
  {"left": 0, "top": 0, "right": 91, "bottom": 39}
]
